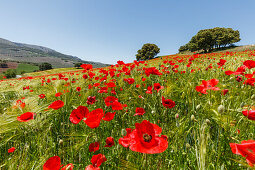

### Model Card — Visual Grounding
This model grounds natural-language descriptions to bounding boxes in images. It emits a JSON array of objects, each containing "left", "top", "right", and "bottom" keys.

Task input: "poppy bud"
[
  {"left": 218, "top": 105, "right": 225, "bottom": 114},
  {"left": 196, "top": 104, "right": 201, "bottom": 110},
  {"left": 25, "top": 144, "right": 29, "bottom": 149},
  {"left": 191, "top": 115, "right": 196, "bottom": 121},
  {"left": 240, "top": 102, "right": 245, "bottom": 108},
  {"left": 59, "top": 139, "right": 63, "bottom": 145},
  {"left": 175, "top": 114, "right": 179, "bottom": 119},
  {"left": 205, "top": 119, "right": 210, "bottom": 125},
  {"left": 186, "top": 143, "right": 190, "bottom": 149},
  {"left": 251, "top": 94, "right": 255, "bottom": 100},
  {"left": 121, "top": 129, "right": 126, "bottom": 136}
]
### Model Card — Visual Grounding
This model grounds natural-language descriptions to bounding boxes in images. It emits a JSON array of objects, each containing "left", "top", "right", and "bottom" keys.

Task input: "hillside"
[
  {"left": 0, "top": 49, "right": 254, "bottom": 169},
  {"left": 0, "top": 38, "right": 108, "bottom": 68}
]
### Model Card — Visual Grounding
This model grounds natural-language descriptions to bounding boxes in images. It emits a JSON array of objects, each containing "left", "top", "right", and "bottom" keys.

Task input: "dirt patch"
[{"left": 0, "top": 62, "right": 18, "bottom": 73}]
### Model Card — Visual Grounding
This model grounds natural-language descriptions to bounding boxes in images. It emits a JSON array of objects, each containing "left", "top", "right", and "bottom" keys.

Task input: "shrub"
[
  {"left": 74, "top": 62, "right": 83, "bottom": 68},
  {"left": 39, "top": 63, "right": 53, "bottom": 71},
  {"left": 4, "top": 69, "right": 17, "bottom": 78}
]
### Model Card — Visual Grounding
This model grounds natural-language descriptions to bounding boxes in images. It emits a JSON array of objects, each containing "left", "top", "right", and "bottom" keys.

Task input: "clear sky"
[{"left": 0, "top": 0, "right": 254, "bottom": 64}]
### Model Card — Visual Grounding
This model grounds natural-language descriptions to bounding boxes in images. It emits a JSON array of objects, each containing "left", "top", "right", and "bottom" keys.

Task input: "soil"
[{"left": 0, "top": 62, "right": 18, "bottom": 73}]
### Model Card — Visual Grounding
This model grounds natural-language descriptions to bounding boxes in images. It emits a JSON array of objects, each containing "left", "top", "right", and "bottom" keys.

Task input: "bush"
[
  {"left": 74, "top": 62, "right": 83, "bottom": 68},
  {"left": 20, "top": 70, "right": 26, "bottom": 75},
  {"left": 4, "top": 69, "right": 17, "bottom": 78},
  {"left": 136, "top": 43, "right": 160, "bottom": 61},
  {"left": 39, "top": 63, "right": 52, "bottom": 71}
]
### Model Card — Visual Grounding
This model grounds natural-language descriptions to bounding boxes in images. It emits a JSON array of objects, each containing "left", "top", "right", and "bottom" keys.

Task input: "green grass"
[
  {"left": 23, "top": 67, "right": 79, "bottom": 77},
  {"left": 0, "top": 49, "right": 254, "bottom": 169},
  {"left": 16, "top": 63, "right": 39, "bottom": 74}
]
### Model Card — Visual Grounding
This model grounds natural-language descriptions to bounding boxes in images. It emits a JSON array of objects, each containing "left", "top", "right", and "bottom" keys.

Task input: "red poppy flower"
[
  {"left": 81, "top": 64, "right": 93, "bottom": 70},
  {"left": 236, "top": 76, "right": 242, "bottom": 82},
  {"left": 88, "top": 72, "right": 95, "bottom": 78},
  {"left": 84, "top": 108, "right": 104, "bottom": 128},
  {"left": 222, "top": 89, "right": 229, "bottom": 95},
  {"left": 117, "top": 60, "right": 125, "bottom": 65},
  {"left": 94, "top": 83, "right": 100, "bottom": 87},
  {"left": 119, "top": 120, "right": 168, "bottom": 154},
  {"left": 105, "top": 82, "right": 116, "bottom": 88},
  {"left": 60, "top": 164, "right": 74, "bottom": 170},
  {"left": 146, "top": 86, "right": 153, "bottom": 94},
  {"left": 144, "top": 67, "right": 162, "bottom": 76},
  {"left": 134, "top": 107, "right": 145, "bottom": 116},
  {"left": 85, "top": 154, "right": 107, "bottom": 170},
  {"left": 55, "top": 92, "right": 63, "bottom": 97},
  {"left": 43, "top": 156, "right": 73, "bottom": 170},
  {"left": 217, "top": 59, "right": 227, "bottom": 67},
  {"left": 39, "top": 94, "right": 46, "bottom": 99},
  {"left": 104, "top": 96, "right": 118, "bottom": 107},
  {"left": 110, "top": 89, "right": 116, "bottom": 95},
  {"left": 70, "top": 106, "right": 89, "bottom": 124},
  {"left": 87, "top": 96, "right": 96, "bottom": 105},
  {"left": 236, "top": 65, "right": 247, "bottom": 74},
  {"left": 230, "top": 140, "right": 255, "bottom": 167},
  {"left": 243, "top": 60, "right": 255, "bottom": 69},
  {"left": 154, "top": 83, "right": 164, "bottom": 92},
  {"left": 244, "top": 78, "right": 255, "bottom": 86},
  {"left": 111, "top": 101, "right": 123, "bottom": 110},
  {"left": 98, "top": 87, "right": 108, "bottom": 93},
  {"left": 48, "top": 100, "right": 64, "bottom": 110},
  {"left": 89, "top": 142, "right": 100, "bottom": 152},
  {"left": 17, "top": 112, "right": 35, "bottom": 122},
  {"left": 124, "top": 78, "right": 135, "bottom": 84},
  {"left": 20, "top": 102, "right": 25, "bottom": 108},
  {"left": 8, "top": 147, "right": 15, "bottom": 153},
  {"left": 102, "top": 112, "right": 115, "bottom": 121},
  {"left": 76, "top": 87, "right": 81, "bottom": 92},
  {"left": 162, "top": 97, "right": 175, "bottom": 109},
  {"left": 104, "top": 137, "right": 114, "bottom": 147},
  {"left": 83, "top": 74, "right": 88, "bottom": 79},
  {"left": 242, "top": 110, "right": 255, "bottom": 120},
  {"left": 195, "top": 79, "right": 220, "bottom": 94}
]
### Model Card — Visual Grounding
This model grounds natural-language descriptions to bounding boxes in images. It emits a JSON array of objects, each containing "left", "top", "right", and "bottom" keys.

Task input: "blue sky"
[{"left": 0, "top": 0, "right": 254, "bottom": 64}]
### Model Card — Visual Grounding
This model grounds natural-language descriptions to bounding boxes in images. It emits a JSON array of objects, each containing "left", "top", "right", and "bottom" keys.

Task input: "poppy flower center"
[{"left": 143, "top": 133, "right": 152, "bottom": 142}]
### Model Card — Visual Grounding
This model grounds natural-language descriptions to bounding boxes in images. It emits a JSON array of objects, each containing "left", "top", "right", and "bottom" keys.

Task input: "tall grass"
[{"left": 0, "top": 50, "right": 254, "bottom": 169}]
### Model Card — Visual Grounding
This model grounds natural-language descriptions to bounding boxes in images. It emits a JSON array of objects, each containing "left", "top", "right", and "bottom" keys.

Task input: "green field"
[{"left": 16, "top": 63, "right": 39, "bottom": 74}]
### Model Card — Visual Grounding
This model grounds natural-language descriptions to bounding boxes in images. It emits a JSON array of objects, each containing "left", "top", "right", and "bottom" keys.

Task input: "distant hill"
[{"left": 0, "top": 38, "right": 109, "bottom": 68}]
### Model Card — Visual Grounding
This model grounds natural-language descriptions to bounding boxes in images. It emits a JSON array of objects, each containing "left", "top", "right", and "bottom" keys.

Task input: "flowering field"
[{"left": 0, "top": 50, "right": 255, "bottom": 169}]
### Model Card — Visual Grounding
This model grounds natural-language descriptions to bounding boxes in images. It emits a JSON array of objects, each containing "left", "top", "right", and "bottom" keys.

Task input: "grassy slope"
[
  {"left": 16, "top": 63, "right": 39, "bottom": 74},
  {"left": 0, "top": 50, "right": 254, "bottom": 169},
  {"left": 23, "top": 67, "right": 79, "bottom": 77}
]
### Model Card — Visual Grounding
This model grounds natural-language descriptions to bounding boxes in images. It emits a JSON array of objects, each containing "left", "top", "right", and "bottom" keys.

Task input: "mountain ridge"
[{"left": 0, "top": 38, "right": 108, "bottom": 68}]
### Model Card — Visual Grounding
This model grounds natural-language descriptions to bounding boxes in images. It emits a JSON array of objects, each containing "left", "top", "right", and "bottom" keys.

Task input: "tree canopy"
[
  {"left": 136, "top": 43, "right": 160, "bottom": 61},
  {"left": 39, "top": 63, "right": 53, "bottom": 71},
  {"left": 179, "top": 27, "right": 240, "bottom": 53}
]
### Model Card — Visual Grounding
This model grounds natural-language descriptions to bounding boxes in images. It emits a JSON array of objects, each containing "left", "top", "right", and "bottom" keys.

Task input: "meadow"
[{"left": 0, "top": 49, "right": 254, "bottom": 169}]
